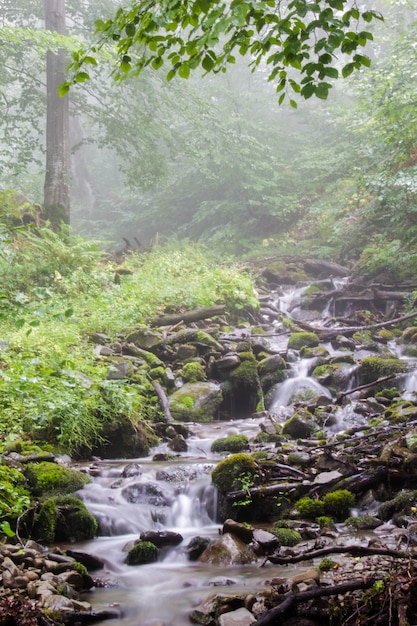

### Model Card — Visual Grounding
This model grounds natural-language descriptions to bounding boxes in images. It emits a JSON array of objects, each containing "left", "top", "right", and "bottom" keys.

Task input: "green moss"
[
  {"left": 126, "top": 541, "right": 159, "bottom": 565},
  {"left": 254, "top": 431, "right": 283, "bottom": 444},
  {"left": 358, "top": 356, "right": 407, "bottom": 385},
  {"left": 31, "top": 498, "right": 57, "bottom": 544},
  {"left": 149, "top": 366, "right": 167, "bottom": 383},
  {"left": 272, "top": 527, "right": 302, "bottom": 546},
  {"left": 237, "top": 351, "right": 257, "bottom": 362},
  {"left": 322, "top": 490, "right": 355, "bottom": 520},
  {"left": 312, "top": 364, "right": 336, "bottom": 379},
  {"left": 402, "top": 326, "right": 417, "bottom": 344},
  {"left": 54, "top": 496, "right": 98, "bottom": 541},
  {"left": 375, "top": 387, "right": 400, "bottom": 400},
  {"left": 288, "top": 332, "right": 319, "bottom": 350},
  {"left": 211, "top": 434, "right": 249, "bottom": 453},
  {"left": 319, "top": 558, "right": 338, "bottom": 572},
  {"left": 345, "top": 515, "right": 382, "bottom": 530},
  {"left": 211, "top": 453, "right": 260, "bottom": 493},
  {"left": 182, "top": 361, "right": 206, "bottom": 383},
  {"left": 229, "top": 360, "right": 259, "bottom": 389},
  {"left": 25, "top": 462, "right": 90, "bottom": 497},
  {"left": 378, "top": 490, "right": 417, "bottom": 521},
  {"left": 295, "top": 497, "right": 325, "bottom": 519},
  {"left": 316, "top": 516, "right": 336, "bottom": 530}
]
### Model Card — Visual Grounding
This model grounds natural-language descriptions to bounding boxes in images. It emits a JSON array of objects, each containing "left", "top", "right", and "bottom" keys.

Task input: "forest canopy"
[{"left": 64, "top": 0, "right": 382, "bottom": 104}]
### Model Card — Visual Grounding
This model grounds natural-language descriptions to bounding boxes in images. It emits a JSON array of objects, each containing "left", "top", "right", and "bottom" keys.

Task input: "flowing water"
[
  {"left": 74, "top": 419, "right": 293, "bottom": 625},
  {"left": 71, "top": 280, "right": 417, "bottom": 624}
]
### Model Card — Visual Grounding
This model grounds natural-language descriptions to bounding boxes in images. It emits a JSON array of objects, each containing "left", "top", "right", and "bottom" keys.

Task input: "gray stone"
[
  {"left": 218, "top": 607, "right": 255, "bottom": 626},
  {"left": 198, "top": 533, "right": 257, "bottom": 566}
]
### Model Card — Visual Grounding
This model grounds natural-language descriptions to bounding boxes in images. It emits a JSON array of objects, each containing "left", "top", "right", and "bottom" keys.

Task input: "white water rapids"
[{"left": 70, "top": 279, "right": 417, "bottom": 625}]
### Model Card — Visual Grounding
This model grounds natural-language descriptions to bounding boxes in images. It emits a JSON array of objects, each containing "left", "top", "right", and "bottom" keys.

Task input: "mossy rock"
[
  {"left": 282, "top": 409, "right": 317, "bottom": 439},
  {"left": 54, "top": 496, "right": 98, "bottom": 541},
  {"left": 29, "top": 496, "right": 97, "bottom": 544},
  {"left": 375, "top": 387, "right": 401, "bottom": 401},
  {"left": 288, "top": 332, "right": 320, "bottom": 351},
  {"left": 378, "top": 490, "right": 417, "bottom": 521},
  {"left": 357, "top": 356, "right": 407, "bottom": 385},
  {"left": 149, "top": 366, "right": 167, "bottom": 383},
  {"left": 25, "top": 462, "right": 90, "bottom": 497},
  {"left": 402, "top": 326, "right": 417, "bottom": 344},
  {"left": 295, "top": 497, "right": 325, "bottom": 519},
  {"left": 322, "top": 490, "right": 355, "bottom": 520},
  {"left": 271, "top": 526, "right": 302, "bottom": 546},
  {"left": 126, "top": 541, "right": 159, "bottom": 565},
  {"left": 182, "top": 361, "right": 206, "bottom": 383},
  {"left": 211, "top": 453, "right": 261, "bottom": 493},
  {"left": 345, "top": 515, "right": 382, "bottom": 530},
  {"left": 258, "top": 354, "right": 286, "bottom": 376},
  {"left": 229, "top": 360, "right": 259, "bottom": 389},
  {"left": 96, "top": 417, "right": 158, "bottom": 458},
  {"left": 169, "top": 382, "right": 223, "bottom": 422},
  {"left": 383, "top": 401, "right": 417, "bottom": 423},
  {"left": 211, "top": 434, "right": 249, "bottom": 454}
]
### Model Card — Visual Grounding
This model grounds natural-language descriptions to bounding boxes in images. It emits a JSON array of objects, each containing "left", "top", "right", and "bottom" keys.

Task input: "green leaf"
[
  {"left": 75, "top": 71, "right": 90, "bottom": 83},
  {"left": 125, "top": 23, "right": 136, "bottom": 37},
  {"left": 58, "top": 82, "right": 70, "bottom": 97},
  {"left": 152, "top": 56, "right": 164, "bottom": 70},
  {"left": 178, "top": 63, "right": 190, "bottom": 79}
]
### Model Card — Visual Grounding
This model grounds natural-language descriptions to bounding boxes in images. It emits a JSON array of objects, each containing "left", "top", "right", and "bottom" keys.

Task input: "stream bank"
[{"left": 3, "top": 257, "right": 417, "bottom": 625}]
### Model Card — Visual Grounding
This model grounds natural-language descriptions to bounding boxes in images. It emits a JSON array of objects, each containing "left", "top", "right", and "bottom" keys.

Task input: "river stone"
[
  {"left": 198, "top": 533, "right": 257, "bottom": 566},
  {"left": 169, "top": 382, "right": 223, "bottom": 422},
  {"left": 121, "top": 462, "right": 143, "bottom": 478},
  {"left": 107, "top": 361, "right": 133, "bottom": 379},
  {"left": 140, "top": 530, "right": 183, "bottom": 547},
  {"left": 185, "top": 536, "right": 211, "bottom": 561},
  {"left": 223, "top": 519, "right": 253, "bottom": 544},
  {"left": 167, "top": 433, "right": 188, "bottom": 452},
  {"left": 125, "top": 326, "right": 162, "bottom": 349},
  {"left": 218, "top": 608, "right": 255, "bottom": 626},
  {"left": 252, "top": 529, "right": 279, "bottom": 552},
  {"left": 282, "top": 413, "right": 317, "bottom": 439},
  {"left": 215, "top": 354, "right": 241, "bottom": 370},
  {"left": 121, "top": 482, "right": 173, "bottom": 506}
]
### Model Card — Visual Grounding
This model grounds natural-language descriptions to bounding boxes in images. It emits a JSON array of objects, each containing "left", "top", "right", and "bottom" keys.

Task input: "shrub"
[{"left": 211, "top": 434, "right": 249, "bottom": 453}]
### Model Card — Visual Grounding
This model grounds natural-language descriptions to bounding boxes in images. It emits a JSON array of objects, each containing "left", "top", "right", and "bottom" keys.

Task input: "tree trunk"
[{"left": 44, "top": 0, "right": 70, "bottom": 227}]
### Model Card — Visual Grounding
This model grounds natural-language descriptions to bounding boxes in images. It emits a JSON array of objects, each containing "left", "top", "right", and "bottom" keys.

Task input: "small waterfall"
[{"left": 270, "top": 357, "right": 332, "bottom": 409}]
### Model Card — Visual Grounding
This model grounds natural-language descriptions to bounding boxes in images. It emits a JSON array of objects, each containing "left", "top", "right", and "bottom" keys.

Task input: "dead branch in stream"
[
  {"left": 152, "top": 381, "right": 172, "bottom": 421},
  {"left": 255, "top": 578, "right": 376, "bottom": 625},
  {"left": 267, "top": 544, "right": 417, "bottom": 565},
  {"left": 335, "top": 374, "right": 397, "bottom": 403},
  {"left": 297, "top": 310, "right": 417, "bottom": 341}
]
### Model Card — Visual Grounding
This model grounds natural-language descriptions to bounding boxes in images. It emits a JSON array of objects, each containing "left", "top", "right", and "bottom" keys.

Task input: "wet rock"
[
  {"left": 215, "top": 354, "right": 241, "bottom": 370},
  {"left": 140, "top": 530, "right": 183, "bottom": 547},
  {"left": 252, "top": 529, "right": 279, "bottom": 553},
  {"left": 168, "top": 433, "right": 188, "bottom": 452},
  {"left": 282, "top": 410, "right": 317, "bottom": 439},
  {"left": 198, "top": 533, "right": 257, "bottom": 566},
  {"left": 121, "top": 482, "right": 173, "bottom": 506},
  {"left": 185, "top": 536, "right": 211, "bottom": 561},
  {"left": 218, "top": 608, "right": 255, "bottom": 626},
  {"left": 223, "top": 519, "right": 253, "bottom": 543},
  {"left": 66, "top": 550, "right": 104, "bottom": 571},
  {"left": 121, "top": 462, "right": 143, "bottom": 478},
  {"left": 169, "top": 382, "right": 223, "bottom": 422}
]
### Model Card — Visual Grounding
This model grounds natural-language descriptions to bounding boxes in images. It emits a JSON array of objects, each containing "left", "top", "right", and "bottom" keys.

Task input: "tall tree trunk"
[{"left": 44, "top": 0, "right": 70, "bottom": 228}]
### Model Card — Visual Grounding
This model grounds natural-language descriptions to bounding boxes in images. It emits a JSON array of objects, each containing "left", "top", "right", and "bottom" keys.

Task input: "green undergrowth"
[{"left": 0, "top": 225, "right": 258, "bottom": 454}]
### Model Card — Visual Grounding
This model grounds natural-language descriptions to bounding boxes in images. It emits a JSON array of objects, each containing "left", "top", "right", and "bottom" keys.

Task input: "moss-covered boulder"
[
  {"left": 211, "top": 434, "right": 249, "bottom": 454},
  {"left": 126, "top": 541, "right": 159, "bottom": 565},
  {"left": 198, "top": 533, "right": 257, "bottom": 565},
  {"left": 125, "top": 325, "right": 162, "bottom": 350},
  {"left": 357, "top": 356, "right": 407, "bottom": 385},
  {"left": 24, "top": 462, "right": 90, "bottom": 497},
  {"left": 211, "top": 453, "right": 261, "bottom": 493},
  {"left": 229, "top": 360, "right": 259, "bottom": 390},
  {"left": 288, "top": 332, "right": 320, "bottom": 351},
  {"left": 282, "top": 409, "right": 317, "bottom": 439},
  {"left": 169, "top": 382, "right": 222, "bottom": 422},
  {"left": 29, "top": 495, "right": 97, "bottom": 544},
  {"left": 182, "top": 361, "right": 206, "bottom": 383},
  {"left": 94, "top": 417, "right": 158, "bottom": 458},
  {"left": 402, "top": 326, "right": 417, "bottom": 344}
]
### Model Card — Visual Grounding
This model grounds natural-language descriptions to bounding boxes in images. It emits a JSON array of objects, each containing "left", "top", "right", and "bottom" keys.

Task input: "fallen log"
[
  {"left": 149, "top": 304, "right": 226, "bottom": 327},
  {"left": 267, "top": 543, "right": 417, "bottom": 565},
  {"left": 255, "top": 577, "right": 375, "bottom": 625},
  {"left": 152, "top": 381, "right": 172, "bottom": 421},
  {"left": 297, "top": 310, "right": 417, "bottom": 341}
]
